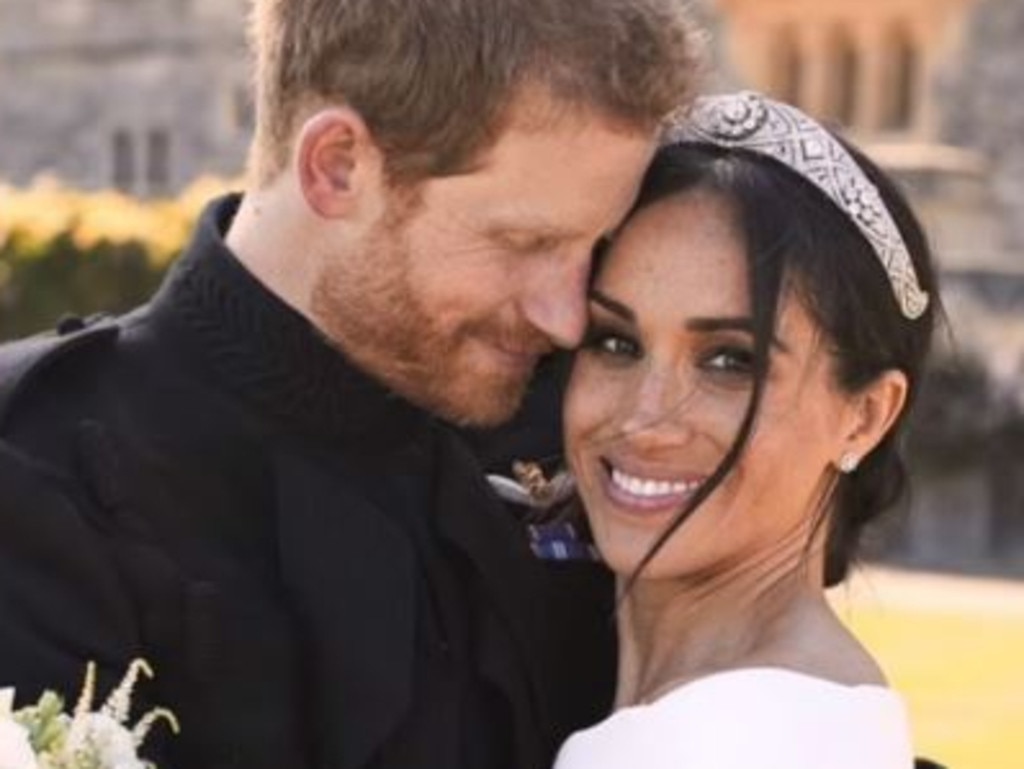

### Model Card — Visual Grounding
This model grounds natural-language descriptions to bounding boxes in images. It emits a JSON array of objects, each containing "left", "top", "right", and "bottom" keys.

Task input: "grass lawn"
[{"left": 830, "top": 568, "right": 1024, "bottom": 769}]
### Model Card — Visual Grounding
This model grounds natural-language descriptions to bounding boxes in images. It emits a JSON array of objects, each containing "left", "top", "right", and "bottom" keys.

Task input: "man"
[{"left": 0, "top": 1, "right": 701, "bottom": 767}]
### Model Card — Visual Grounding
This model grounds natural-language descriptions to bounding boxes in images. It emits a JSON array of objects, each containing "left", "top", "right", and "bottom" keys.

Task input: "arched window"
[
  {"left": 146, "top": 129, "right": 171, "bottom": 195},
  {"left": 883, "top": 24, "right": 918, "bottom": 131},
  {"left": 112, "top": 129, "right": 135, "bottom": 193},
  {"left": 769, "top": 26, "right": 803, "bottom": 107},
  {"left": 834, "top": 30, "right": 860, "bottom": 127},
  {"left": 823, "top": 26, "right": 860, "bottom": 127}
]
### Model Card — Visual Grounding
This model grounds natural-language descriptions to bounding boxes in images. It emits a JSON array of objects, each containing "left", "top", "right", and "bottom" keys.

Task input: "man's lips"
[
  {"left": 494, "top": 343, "right": 546, "bottom": 360},
  {"left": 484, "top": 334, "right": 553, "bottom": 369},
  {"left": 487, "top": 343, "right": 541, "bottom": 371}
]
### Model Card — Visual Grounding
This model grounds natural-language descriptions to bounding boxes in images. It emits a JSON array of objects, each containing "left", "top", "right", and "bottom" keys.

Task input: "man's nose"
[{"left": 518, "top": 249, "right": 591, "bottom": 349}]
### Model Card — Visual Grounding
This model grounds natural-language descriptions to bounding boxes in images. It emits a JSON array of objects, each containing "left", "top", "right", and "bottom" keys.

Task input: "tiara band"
[{"left": 663, "top": 91, "right": 930, "bottom": 320}]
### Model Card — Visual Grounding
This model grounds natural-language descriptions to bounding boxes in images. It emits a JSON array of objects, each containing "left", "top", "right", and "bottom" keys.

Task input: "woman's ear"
[
  {"left": 836, "top": 370, "right": 909, "bottom": 471},
  {"left": 295, "top": 107, "right": 384, "bottom": 219}
]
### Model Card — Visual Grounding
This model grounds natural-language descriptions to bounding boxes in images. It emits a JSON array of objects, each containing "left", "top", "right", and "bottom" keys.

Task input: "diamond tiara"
[{"left": 662, "top": 91, "right": 930, "bottom": 320}]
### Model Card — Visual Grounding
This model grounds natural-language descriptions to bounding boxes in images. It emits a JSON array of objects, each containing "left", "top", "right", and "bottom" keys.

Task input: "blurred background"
[{"left": 0, "top": 0, "right": 1021, "bottom": 766}]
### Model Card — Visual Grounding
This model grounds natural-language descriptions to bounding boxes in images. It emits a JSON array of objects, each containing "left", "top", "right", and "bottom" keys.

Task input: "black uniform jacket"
[{"left": 0, "top": 196, "right": 616, "bottom": 769}]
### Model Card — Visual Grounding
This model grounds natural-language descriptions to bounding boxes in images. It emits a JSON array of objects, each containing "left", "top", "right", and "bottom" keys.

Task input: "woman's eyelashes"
[
  {"left": 581, "top": 322, "right": 756, "bottom": 383},
  {"left": 582, "top": 324, "right": 642, "bottom": 361},
  {"left": 699, "top": 344, "right": 755, "bottom": 378}
]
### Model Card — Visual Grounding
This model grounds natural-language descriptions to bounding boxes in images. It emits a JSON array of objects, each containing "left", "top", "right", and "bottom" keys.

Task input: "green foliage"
[
  {"left": 14, "top": 691, "right": 68, "bottom": 755},
  {"left": 0, "top": 180, "right": 229, "bottom": 340}
]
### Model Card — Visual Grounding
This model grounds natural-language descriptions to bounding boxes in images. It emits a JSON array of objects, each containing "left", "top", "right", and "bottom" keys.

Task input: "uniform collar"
[{"left": 149, "top": 194, "right": 426, "bottom": 445}]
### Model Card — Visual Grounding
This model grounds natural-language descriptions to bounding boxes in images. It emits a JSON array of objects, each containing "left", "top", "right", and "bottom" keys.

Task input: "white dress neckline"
[
  {"left": 628, "top": 665, "right": 898, "bottom": 709},
  {"left": 554, "top": 665, "right": 913, "bottom": 769}
]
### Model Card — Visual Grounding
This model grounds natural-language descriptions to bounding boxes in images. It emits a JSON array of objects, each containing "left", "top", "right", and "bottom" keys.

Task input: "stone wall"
[
  {"left": 0, "top": 0, "right": 251, "bottom": 194},
  {"left": 709, "top": 0, "right": 977, "bottom": 141},
  {"left": 939, "top": 0, "right": 1024, "bottom": 257}
]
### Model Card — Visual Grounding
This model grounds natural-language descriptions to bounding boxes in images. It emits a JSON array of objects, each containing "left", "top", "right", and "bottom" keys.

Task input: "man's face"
[{"left": 312, "top": 106, "right": 655, "bottom": 426}]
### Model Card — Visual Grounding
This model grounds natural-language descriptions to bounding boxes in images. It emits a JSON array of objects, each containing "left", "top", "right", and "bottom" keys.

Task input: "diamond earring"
[{"left": 838, "top": 452, "right": 860, "bottom": 474}]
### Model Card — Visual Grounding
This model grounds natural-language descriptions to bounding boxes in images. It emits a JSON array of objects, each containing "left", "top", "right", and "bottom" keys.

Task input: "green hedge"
[{"left": 0, "top": 180, "right": 226, "bottom": 339}]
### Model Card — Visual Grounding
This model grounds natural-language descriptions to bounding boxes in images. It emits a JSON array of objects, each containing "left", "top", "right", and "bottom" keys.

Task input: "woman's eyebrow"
[
  {"left": 686, "top": 316, "right": 790, "bottom": 353},
  {"left": 589, "top": 290, "right": 635, "bottom": 322},
  {"left": 685, "top": 316, "right": 753, "bottom": 334}
]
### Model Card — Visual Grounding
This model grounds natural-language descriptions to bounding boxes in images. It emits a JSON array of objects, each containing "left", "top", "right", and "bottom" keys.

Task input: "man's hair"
[{"left": 248, "top": 0, "right": 705, "bottom": 186}]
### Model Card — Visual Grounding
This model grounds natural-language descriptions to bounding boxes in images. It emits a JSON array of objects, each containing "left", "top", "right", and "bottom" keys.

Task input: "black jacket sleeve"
[{"left": 0, "top": 439, "right": 141, "bottom": 707}]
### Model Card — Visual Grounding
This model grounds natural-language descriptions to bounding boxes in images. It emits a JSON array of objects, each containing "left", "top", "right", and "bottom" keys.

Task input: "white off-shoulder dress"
[{"left": 554, "top": 668, "right": 913, "bottom": 769}]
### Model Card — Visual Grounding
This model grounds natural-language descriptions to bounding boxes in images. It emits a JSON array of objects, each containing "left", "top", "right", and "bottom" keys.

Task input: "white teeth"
[{"left": 610, "top": 467, "right": 703, "bottom": 499}]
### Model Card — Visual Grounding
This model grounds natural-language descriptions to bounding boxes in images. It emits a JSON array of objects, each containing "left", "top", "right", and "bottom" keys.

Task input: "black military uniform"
[{"left": 0, "top": 196, "right": 616, "bottom": 769}]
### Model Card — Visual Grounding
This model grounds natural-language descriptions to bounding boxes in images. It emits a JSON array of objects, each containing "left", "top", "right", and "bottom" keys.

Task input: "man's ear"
[
  {"left": 837, "top": 369, "right": 909, "bottom": 468},
  {"left": 295, "top": 107, "right": 383, "bottom": 219}
]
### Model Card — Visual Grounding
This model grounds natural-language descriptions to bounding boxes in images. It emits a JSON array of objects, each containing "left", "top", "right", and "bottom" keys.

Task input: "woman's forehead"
[{"left": 596, "top": 193, "right": 749, "bottom": 314}]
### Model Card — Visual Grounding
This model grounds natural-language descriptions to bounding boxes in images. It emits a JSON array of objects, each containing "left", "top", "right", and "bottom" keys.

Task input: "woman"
[{"left": 554, "top": 92, "right": 937, "bottom": 768}]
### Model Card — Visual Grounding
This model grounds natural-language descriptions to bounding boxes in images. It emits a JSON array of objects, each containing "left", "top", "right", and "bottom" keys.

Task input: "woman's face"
[{"left": 565, "top": 192, "right": 862, "bottom": 581}]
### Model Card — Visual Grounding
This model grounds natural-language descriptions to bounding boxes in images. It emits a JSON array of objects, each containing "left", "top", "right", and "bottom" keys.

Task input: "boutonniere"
[
  {"left": 487, "top": 460, "right": 576, "bottom": 510},
  {"left": 487, "top": 460, "right": 600, "bottom": 563},
  {"left": 0, "top": 660, "right": 179, "bottom": 769}
]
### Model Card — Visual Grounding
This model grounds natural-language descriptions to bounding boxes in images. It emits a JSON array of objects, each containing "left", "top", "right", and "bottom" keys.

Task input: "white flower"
[
  {"left": 73, "top": 713, "right": 146, "bottom": 769},
  {"left": 0, "top": 715, "right": 38, "bottom": 769},
  {"left": 2, "top": 660, "right": 178, "bottom": 769},
  {"left": 0, "top": 690, "right": 13, "bottom": 717}
]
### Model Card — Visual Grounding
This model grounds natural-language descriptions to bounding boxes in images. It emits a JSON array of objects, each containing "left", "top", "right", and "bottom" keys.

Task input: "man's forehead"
[
  {"left": 408, "top": 112, "right": 653, "bottom": 240},
  {"left": 474, "top": 188, "right": 630, "bottom": 240},
  {"left": 470, "top": 96, "right": 655, "bottom": 178}
]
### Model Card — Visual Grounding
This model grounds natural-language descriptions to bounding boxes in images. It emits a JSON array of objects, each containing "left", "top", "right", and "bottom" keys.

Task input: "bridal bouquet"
[{"left": 0, "top": 660, "right": 178, "bottom": 769}]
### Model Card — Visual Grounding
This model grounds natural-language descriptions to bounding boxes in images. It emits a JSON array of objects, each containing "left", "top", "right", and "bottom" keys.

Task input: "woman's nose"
[{"left": 617, "top": 367, "right": 697, "bottom": 446}]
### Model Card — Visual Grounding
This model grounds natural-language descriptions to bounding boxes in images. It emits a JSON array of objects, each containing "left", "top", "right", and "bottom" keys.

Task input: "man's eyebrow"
[
  {"left": 687, "top": 316, "right": 789, "bottom": 352},
  {"left": 589, "top": 290, "right": 635, "bottom": 322}
]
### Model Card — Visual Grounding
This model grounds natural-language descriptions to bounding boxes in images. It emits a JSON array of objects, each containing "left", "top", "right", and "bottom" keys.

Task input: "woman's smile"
[{"left": 599, "top": 457, "right": 707, "bottom": 517}]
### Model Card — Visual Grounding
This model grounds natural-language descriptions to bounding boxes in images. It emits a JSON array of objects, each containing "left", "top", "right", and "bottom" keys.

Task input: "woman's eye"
[
  {"left": 583, "top": 328, "right": 641, "bottom": 359},
  {"left": 702, "top": 346, "right": 754, "bottom": 376},
  {"left": 601, "top": 336, "right": 638, "bottom": 357}
]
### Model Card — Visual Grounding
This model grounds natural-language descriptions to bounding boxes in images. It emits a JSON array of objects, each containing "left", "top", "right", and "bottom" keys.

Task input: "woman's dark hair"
[{"left": 618, "top": 138, "right": 939, "bottom": 588}]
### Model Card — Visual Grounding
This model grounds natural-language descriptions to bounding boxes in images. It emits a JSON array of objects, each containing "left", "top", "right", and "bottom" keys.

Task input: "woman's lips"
[{"left": 599, "top": 459, "right": 706, "bottom": 515}]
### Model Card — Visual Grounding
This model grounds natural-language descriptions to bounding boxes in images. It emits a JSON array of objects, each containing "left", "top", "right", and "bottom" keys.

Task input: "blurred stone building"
[
  {"left": 701, "top": 0, "right": 1012, "bottom": 271},
  {"left": 701, "top": 0, "right": 1024, "bottom": 573},
  {"left": 0, "top": 0, "right": 251, "bottom": 196}
]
